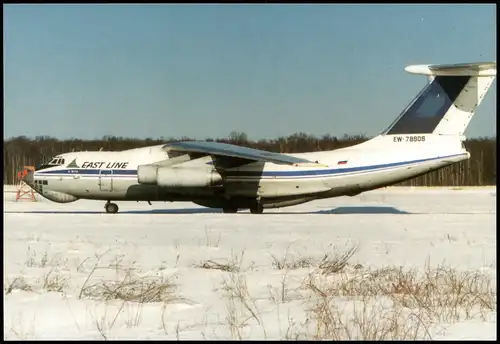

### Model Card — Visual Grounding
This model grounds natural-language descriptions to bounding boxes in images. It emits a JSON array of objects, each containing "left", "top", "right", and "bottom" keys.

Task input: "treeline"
[{"left": 3, "top": 132, "right": 496, "bottom": 186}]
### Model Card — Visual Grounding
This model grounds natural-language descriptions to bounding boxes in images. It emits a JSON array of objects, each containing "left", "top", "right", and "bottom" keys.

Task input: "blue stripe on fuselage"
[
  {"left": 38, "top": 169, "right": 137, "bottom": 175},
  {"left": 226, "top": 153, "right": 465, "bottom": 177},
  {"left": 35, "top": 153, "right": 466, "bottom": 178}
]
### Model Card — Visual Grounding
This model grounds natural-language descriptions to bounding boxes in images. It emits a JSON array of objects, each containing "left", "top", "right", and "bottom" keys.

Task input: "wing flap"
[{"left": 162, "top": 141, "right": 316, "bottom": 165}]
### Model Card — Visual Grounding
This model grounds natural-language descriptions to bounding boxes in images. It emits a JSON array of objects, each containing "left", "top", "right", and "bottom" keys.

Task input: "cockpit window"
[{"left": 36, "top": 156, "right": 66, "bottom": 171}]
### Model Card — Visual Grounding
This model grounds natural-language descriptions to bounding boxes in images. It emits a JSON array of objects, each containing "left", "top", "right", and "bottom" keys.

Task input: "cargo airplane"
[{"left": 24, "top": 62, "right": 496, "bottom": 214}]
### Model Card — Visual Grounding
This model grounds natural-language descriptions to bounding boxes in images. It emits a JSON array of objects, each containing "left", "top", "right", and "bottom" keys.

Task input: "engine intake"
[
  {"left": 137, "top": 165, "right": 158, "bottom": 185},
  {"left": 138, "top": 165, "right": 223, "bottom": 188}
]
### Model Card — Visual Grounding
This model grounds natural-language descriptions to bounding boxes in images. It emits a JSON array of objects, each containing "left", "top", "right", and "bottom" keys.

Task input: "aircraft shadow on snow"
[{"left": 4, "top": 205, "right": 413, "bottom": 215}]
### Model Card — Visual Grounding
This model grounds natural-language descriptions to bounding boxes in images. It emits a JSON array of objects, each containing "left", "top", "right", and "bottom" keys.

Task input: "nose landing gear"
[{"left": 105, "top": 201, "right": 119, "bottom": 214}]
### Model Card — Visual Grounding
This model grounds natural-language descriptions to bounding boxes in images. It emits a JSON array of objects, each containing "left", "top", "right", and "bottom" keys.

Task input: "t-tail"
[{"left": 382, "top": 62, "right": 496, "bottom": 137}]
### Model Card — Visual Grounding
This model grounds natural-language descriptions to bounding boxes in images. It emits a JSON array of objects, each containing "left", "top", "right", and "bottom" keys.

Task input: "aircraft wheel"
[
  {"left": 105, "top": 202, "right": 119, "bottom": 214},
  {"left": 222, "top": 207, "right": 238, "bottom": 214},
  {"left": 250, "top": 204, "right": 264, "bottom": 214}
]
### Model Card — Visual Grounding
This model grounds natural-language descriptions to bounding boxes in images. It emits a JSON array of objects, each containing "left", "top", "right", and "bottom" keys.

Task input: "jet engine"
[
  {"left": 138, "top": 165, "right": 223, "bottom": 188},
  {"left": 137, "top": 165, "right": 159, "bottom": 185}
]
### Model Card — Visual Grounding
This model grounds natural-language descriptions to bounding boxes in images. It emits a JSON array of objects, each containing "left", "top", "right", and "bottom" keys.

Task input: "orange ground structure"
[{"left": 16, "top": 166, "right": 36, "bottom": 202}]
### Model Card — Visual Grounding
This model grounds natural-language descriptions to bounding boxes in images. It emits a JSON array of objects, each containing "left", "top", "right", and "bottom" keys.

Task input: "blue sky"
[{"left": 3, "top": 4, "right": 496, "bottom": 140}]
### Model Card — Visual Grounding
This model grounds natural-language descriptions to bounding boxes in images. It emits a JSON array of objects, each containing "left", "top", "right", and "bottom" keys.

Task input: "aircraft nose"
[{"left": 23, "top": 169, "right": 34, "bottom": 185}]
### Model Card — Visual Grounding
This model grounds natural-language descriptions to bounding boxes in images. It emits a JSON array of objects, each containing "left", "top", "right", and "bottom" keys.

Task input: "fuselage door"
[{"left": 99, "top": 169, "right": 113, "bottom": 192}]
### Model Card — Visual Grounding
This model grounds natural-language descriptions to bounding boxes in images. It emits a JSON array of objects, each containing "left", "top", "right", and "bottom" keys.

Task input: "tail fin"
[{"left": 383, "top": 62, "right": 496, "bottom": 136}]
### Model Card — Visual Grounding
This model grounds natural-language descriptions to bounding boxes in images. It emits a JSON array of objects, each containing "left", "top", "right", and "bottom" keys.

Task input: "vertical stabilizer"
[{"left": 383, "top": 62, "right": 496, "bottom": 136}]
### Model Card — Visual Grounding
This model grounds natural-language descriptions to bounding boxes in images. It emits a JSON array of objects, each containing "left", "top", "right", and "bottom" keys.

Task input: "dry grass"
[
  {"left": 5, "top": 276, "right": 34, "bottom": 294},
  {"left": 301, "top": 272, "right": 433, "bottom": 340},
  {"left": 81, "top": 274, "right": 176, "bottom": 303},
  {"left": 220, "top": 271, "right": 267, "bottom": 339},
  {"left": 204, "top": 250, "right": 267, "bottom": 339},
  {"left": 78, "top": 256, "right": 178, "bottom": 303},
  {"left": 270, "top": 243, "right": 358, "bottom": 274},
  {"left": 269, "top": 246, "right": 431, "bottom": 340},
  {"left": 270, "top": 243, "right": 315, "bottom": 270},
  {"left": 24, "top": 247, "right": 69, "bottom": 269},
  {"left": 194, "top": 259, "right": 240, "bottom": 272},
  {"left": 215, "top": 245, "right": 365, "bottom": 339},
  {"left": 5, "top": 245, "right": 495, "bottom": 340},
  {"left": 317, "top": 245, "right": 359, "bottom": 275},
  {"left": 271, "top": 252, "right": 315, "bottom": 270},
  {"left": 267, "top": 277, "right": 293, "bottom": 305},
  {"left": 5, "top": 268, "right": 69, "bottom": 295},
  {"left": 42, "top": 269, "right": 69, "bottom": 292},
  {"left": 204, "top": 227, "right": 222, "bottom": 248},
  {"left": 297, "top": 259, "right": 496, "bottom": 340},
  {"left": 76, "top": 253, "right": 182, "bottom": 339},
  {"left": 304, "top": 262, "right": 496, "bottom": 323},
  {"left": 212, "top": 245, "right": 495, "bottom": 340},
  {"left": 303, "top": 294, "right": 432, "bottom": 340},
  {"left": 194, "top": 250, "right": 246, "bottom": 273},
  {"left": 24, "top": 247, "right": 49, "bottom": 268},
  {"left": 374, "top": 263, "right": 495, "bottom": 322}
]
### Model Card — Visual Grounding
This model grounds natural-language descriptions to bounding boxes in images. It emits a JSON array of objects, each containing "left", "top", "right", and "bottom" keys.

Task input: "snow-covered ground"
[{"left": 3, "top": 186, "right": 497, "bottom": 340}]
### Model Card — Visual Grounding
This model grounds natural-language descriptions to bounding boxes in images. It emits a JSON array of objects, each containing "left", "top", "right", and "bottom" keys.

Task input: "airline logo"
[{"left": 66, "top": 159, "right": 129, "bottom": 169}]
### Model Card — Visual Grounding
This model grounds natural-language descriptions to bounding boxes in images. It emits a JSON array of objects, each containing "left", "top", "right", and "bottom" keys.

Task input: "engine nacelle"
[
  {"left": 138, "top": 165, "right": 223, "bottom": 188},
  {"left": 137, "top": 165, "right": 159, "bottom": 185},
  {"left": 157, "top": 167, "right": 222, "bottom": 188}
]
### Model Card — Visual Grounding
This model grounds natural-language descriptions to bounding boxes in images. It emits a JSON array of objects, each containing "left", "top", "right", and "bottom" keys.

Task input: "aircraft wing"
[{"left": 162, "top": 141, "right": 316, "bottom": 165}]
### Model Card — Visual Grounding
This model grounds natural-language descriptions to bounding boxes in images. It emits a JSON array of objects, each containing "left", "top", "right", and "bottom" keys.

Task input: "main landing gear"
[
  {"left": 250, "top": 202, "right": 264, "bottom": 214},
  {"left": 222, "top": 201, "right": 264, "bottom": 214},
  {"left": 105, "top": 201, "right": 119, "bottom": 214}
]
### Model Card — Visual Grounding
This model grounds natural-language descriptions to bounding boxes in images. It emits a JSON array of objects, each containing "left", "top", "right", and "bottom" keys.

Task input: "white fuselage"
[{"left": 29, "top": 134, "right": 469, "bottom": 208}]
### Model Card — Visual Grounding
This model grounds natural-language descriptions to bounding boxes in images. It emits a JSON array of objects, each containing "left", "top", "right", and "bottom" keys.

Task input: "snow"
[{"left": 3, "top": 186, "right": 497, "bottom": 340}]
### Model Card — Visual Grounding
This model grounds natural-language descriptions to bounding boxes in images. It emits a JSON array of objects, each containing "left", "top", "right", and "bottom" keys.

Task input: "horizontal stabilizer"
[{"left": 405, "top": 62, "right": 496, "bottom": 76}]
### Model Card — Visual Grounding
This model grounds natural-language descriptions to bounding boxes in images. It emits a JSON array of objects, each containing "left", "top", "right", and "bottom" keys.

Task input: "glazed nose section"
[{"left": 23, "top": 169, "right": 35, "bottom": 185}]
